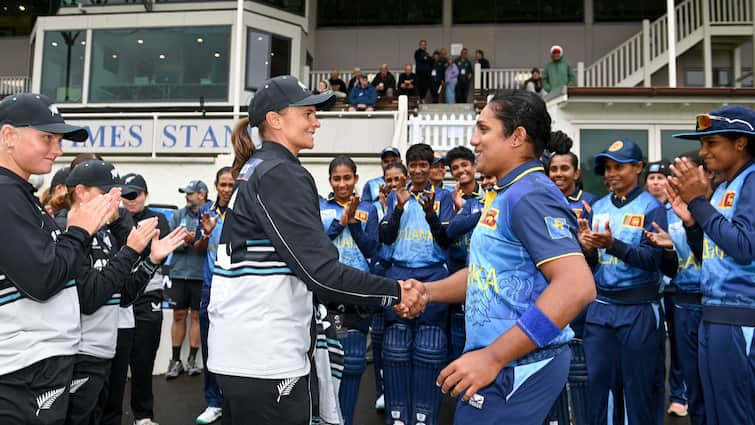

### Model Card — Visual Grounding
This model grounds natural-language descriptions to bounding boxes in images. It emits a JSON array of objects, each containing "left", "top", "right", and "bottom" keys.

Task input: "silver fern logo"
[
  {"left": 36, "top": 386, "right": 66, "bottom": 416},
  {"left": 276, "top": 376, "right": 300, "bottom": 403},
  {"left": 69, "top": 377, "right": 90, "bottom": 394}
]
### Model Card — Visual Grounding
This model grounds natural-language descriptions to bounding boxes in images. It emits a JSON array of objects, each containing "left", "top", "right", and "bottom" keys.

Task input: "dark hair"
[
  {"left": 445, "top": 146, "right": 475, "bottom": 167},
  {"left": 231, "top": 117, "right": 254, "bottom": 179},
  {"left": 488, "top": 89, "right": 552, "bottom": 158},
  {"left": 215, "top": 166, "right": 232, "bottom": 185},
  {"left": 328, "top": 155, "right": 357, "bottom": 176},
  {"left": 476, "top": 49, "right": 484, "bottom": 56},
  {"left": 720, "top": 133, "right": 755, "bottom": 157},
  {"left": 546, "top": 130, "right": 578, "bottom": 170},
  {"left": 384, "top": 161, "right": 408, "bottom": 176},
  {"left": 406, "top": 143, "right": 434, "bottom": 164},
  {"left": 70, "top": 153, "right": 103, "bottom": 170}
]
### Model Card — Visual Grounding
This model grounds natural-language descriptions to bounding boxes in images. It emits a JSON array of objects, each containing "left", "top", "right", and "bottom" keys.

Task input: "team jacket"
[
  {"left": 195, "top": 201, "right": 227, "bottom": 287},
  {"left": 687, "top": 161, "right": 755, "bottom": 325},
  {"left": 446, "top": 184, "right": 485, "bottom": 270},
  {"left": 207, "top": 141, "right": 401, "bottom": 380},
  {"left": 0, "top": 167, "right": 89, "bottom": 375},
  {"left": 380, "top": 183, "right": 453, "bottom": 268},
  {"left": 75, "top": 215, "right": 158, "bottom": 359},
  {"left": 465, "top": 161, "right": 583, "bottom": 365},
  {"left": 666, "top": 206, "right": 701, "bottom": 294},
  {"left": 590, "top": 186, "right": 666, "bottom": 302}
]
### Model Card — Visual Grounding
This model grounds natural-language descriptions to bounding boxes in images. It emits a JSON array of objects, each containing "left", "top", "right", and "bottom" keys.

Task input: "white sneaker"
[
  {"left": 196, "top": 406, "right": 223, "bottom": 424},
  {"left": 134, "top": 419, "right": 160, "bottom": 425},
  {"left": 375, "top": 394, "right": 385, "bottom": 410}
]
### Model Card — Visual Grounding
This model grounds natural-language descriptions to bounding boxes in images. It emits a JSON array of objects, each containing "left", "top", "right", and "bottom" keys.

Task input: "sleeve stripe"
[{"left": 535, "top": 252, "right": 584, "bottom": 268}]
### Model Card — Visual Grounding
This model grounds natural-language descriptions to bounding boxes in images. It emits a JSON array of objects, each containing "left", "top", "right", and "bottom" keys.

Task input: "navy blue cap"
[
  {"left": 179, "top": 180, "right": 208, "bottom": 194},
  {"left": 50, "top": 167, "right": 70, "bottom": 188},
  {"left": 674, "top": 105, "right": 755, "bottom": 140},
  {"left": 66, "top": 160, "right": 138, "bottom": 200},
  {"left": 380, "top": 147, "right": 400, "bottom": 159},
  {"left": 594, "top": 139, "right": 644, "bottom": 175},
  {"left": 646, "top": 160, "right": 671, "bottom": 177},
  {"left": 248, "top": 75, "right": 335, "bottom": 127},
  {"left": 433, "top": 151, "right": 445, "bottom": 164},
  {"left": 0, "top": 93, "right": 88, "bottom": 142}
]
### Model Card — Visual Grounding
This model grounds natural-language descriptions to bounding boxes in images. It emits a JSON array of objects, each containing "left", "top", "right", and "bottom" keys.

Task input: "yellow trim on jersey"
[
  {"left": 493, "top": 166, "right": 545, "bottom": 192},
  {"left": 567, "top": 189, "right": 583, "bottom": 202},
  {"left": 535, "top": 252, "right": 584, "bottom": 268}
]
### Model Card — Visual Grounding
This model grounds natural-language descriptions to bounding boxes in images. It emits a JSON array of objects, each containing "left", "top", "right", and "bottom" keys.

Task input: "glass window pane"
[
  {"left": 41, "top": 30, "right": 86, "bottom": 103},
  {"left": 454, "top": 0, "right": 582, "bottom": 23},
  {"left": 685, "top": 68, "right": 705, "bottom": 87},
  {"left": 661, "top": 129, "right": 700, "bottom": 161},
  {"left": 579, "top": 129, "right": 649, "bottom": 198},
  {"left": 245, "top": 30, "right": 291, "bottom": 91},
  {"left": 253, "top": 0, "right": 305, "bottom": 16},
  {"left": 318, "top": 0, "right": 442, "bottom": 27},
  {"left": 595, "top": 0, "right": 667, "bottom": 22},
  {"left": 89, "top": 26, "right": 230, "bottom": 103}
]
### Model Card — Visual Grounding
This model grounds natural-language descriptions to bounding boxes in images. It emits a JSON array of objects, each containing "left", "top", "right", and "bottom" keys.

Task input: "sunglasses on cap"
[{"left": 696, "top": 114, "right": 755, "bottom": 131}]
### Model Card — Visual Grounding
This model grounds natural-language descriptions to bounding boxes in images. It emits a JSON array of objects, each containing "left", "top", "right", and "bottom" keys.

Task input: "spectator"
[
  {"left": 414, "top": 39, "right": 433, "bottom": 102},
  {"left": 475, "top": 49, "right": 491, "bottom": 69},
  {"left": 439, "top": 48, "right": 449, "bottom": 66},
  {"left": 455, "top": 48, "right": 473, "bottom": 103},
  {"left": 166, "top": 180, "right": 209, "bottom": 379},
  {"left": 316, "top": 80, "right": 344, "bottom": 99},
  {"left": 348, "top": 74, "right": 377, "bottom": 111},
  {"left": 523, "top": 67, "right": 544, "bottom": 96},
  {"left": 328, "top": 69, "right": 347, "bottom": 94},
  {"left": 431, "top": 50, "right": 445, "bottom": 103},
  {"left": 347, "top": 67, "right": 362, "bottom": 93},
  {"left": 372, "top": 63, "right": 397, "bottom": 99},
  {"left": 444, "top": 56, "right": 459, "bottom": 104},
  {"left": 542, "top": 45, "right": 576, "bottom": 94},
  {"left": 397, "top": 64, "right": 416, "bottom": 97}
]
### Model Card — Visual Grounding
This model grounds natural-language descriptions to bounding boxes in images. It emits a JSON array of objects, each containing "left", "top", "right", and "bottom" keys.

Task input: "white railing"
[
  {"left": 478, "top": 68, "right": 532, "bottom": 91},
  {"left": 710, "top": 0, "right": 752, "bottom": 23},
  {"left": 306, "top": 68, "right": 402, "bottom": 90},
  {"left": 0, "top": 76, "right": 30, "bottom": 95},
  {"left": 408, "top": 113, "right": 477, "bottom": 152}
]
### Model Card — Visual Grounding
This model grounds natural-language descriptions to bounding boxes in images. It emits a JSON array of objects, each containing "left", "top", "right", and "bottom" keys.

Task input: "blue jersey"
[
  {"left": 319, "top": 195, "right": 379, "bottom": 272},
  {"left": 666, "top": 206, "right": 701, "bottom": 293},
  {"left": 447, "top": 184, "right": 485, "bottom": 268},
  {"left": 361, "top": 176, "right": 384, "bottom": 204},
  {"left": 696, "top": 163, "right": 755, "bottom": 310},
  {"left": 566, "top": 187, "right": 597, "bottom": 220},
  {"left": 591, "top": 187, "right": 666, "bottom": 293},
  {"left": 380, "top": 183, "right": 453, "bottom": 268},
  {"left": 464, "top": 161, "right": 583, "bottom": 365},
  {"left": 196, "top": 201, "right": 227, "bottom": 287}
]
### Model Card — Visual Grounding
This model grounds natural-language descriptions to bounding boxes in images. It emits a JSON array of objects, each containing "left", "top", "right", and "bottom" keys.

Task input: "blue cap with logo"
[
  {"left": 673, "top": 105, "right": 755, "bottom": 140},
  {"left": 380, "top": 146, "right": 401, "bottom": 159},
  {"left": 179, "top": 180, "right": 209, "bottom": 194},
  {"left": 594, "top": 138, "right": 644, "bottom": 175},
  {"left": 433, "top": 151, "right": 445, "bottom": 164}
]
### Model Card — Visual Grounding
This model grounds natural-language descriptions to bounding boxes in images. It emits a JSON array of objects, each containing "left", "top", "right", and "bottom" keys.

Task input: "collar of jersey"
[
  {"left": 567, "top": 188, "right": 583, "bottom": 201},
  {"left": 260, "top": 140, "right": 301, "bottom": 164},
  {"left": 492, "top": 161, "right": 544, "bottom": 192},
  {"left": 462, "top": 183, "right": 484, "bottom": 199},
  {"left": 210, "top": 200, "right": 227, "bottom": 220},
  {"left": 0, "top": 166, "right": 35, "bottom": 193},
  {"left": 611, "top": 185, "right": 643, "bottom": 207},
  {"left": 326, "top": 192, "right": 357, "bottom": 206},
  {"left": 408, "top": 182, "right": 434, "bottom": 200}
]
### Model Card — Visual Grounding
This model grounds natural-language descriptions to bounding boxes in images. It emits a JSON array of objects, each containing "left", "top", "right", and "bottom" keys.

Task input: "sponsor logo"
[
  {"left": 469, "top": 393, "right": 485, "bottom": 409},
  {"left": 276, "top": 376, "right": 300, "bottom": 403},
  {"left": 572, "top": 208, "right": 583, "bottom": 218}
]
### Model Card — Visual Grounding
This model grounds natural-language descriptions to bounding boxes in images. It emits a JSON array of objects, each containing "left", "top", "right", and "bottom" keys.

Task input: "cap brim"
[
  {"left": 673, "top": 129, "right": 755, "bottom": 140},
  {"left": 178, "top": 188, "right": 193, "bottom": 194},
  {"left": 98, "top": 184, "right": 139, "bottom": 200},
  {"left": 33, "top": 123, "right": 89, "bottom": 142},
  {"left": 593, "top": 153, "right": 640, "bottom": 175},
  {"left": 290, "top": 92, "right": 336, "bottom": 109}
]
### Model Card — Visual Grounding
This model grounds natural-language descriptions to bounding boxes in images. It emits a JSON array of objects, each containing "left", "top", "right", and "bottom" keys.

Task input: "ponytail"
[
  {"left": 231, "top": 117, "right": 255, "bottom": 179},
  {"left": 49, "top": 187, "right": 75, "bottom": 213}
]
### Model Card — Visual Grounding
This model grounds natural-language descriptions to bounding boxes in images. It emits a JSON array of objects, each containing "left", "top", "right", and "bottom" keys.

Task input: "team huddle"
[{"left": 0, "top": 76, "right": 753, "bottom": 425}]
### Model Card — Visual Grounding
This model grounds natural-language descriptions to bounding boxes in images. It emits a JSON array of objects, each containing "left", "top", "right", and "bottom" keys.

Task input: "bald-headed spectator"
[
  {"left": 328, "top": 69, "right": 347, "bottom": 94},
  {"left": 397, "top": 64, "right": 417, "bottom": 97},
  {"left": 347, "top": 67, "right": 362, "bottom": 93},
  {"left": 372, "top": 64, "right": 397, "bottom": 98}
]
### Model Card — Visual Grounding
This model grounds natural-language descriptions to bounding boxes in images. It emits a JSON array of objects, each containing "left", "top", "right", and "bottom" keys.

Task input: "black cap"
[
  {"left": 122, "top": 173, "right": 148, "bottom": 193},
  {"left": 66, "top": 160, "right": 138, "bottom": 200},
  {"left": 248, "top": 75, "right": 335, "bottom": 127},
  {"left": 646, "top": 160, "right": 671, "bottom": 177},
  {"left": 0, "top": 93, "right": 88, "bottom": 142},
  {"left": 50, "top": 167, "right": 70, "bottom": 188},
  {"left": 178, "top": 180, "right": 209, "bottom": 194}
]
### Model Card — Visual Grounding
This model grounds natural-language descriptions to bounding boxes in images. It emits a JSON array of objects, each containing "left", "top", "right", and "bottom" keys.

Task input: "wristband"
[{"left": 516, "top": 305, "right": 561, "bottom": 348}]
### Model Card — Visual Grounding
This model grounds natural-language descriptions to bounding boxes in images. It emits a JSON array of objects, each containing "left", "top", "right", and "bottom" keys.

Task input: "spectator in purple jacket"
[{"left": 444, "top": 57, "right": 459, "bottom": 104}]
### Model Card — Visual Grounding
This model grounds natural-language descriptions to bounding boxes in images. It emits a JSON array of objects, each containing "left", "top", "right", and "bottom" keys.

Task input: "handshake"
[{"left": 393, "top": 279, "right": 429, "bottom": 318}]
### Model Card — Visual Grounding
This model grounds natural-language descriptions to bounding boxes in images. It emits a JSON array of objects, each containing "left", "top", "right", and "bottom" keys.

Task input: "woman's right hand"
[
  {"left": 67, "top": 193, "right": 118, "bottom": 236},
  {"left": 126, "top": 218, "right": 158, "bottom": 254}
]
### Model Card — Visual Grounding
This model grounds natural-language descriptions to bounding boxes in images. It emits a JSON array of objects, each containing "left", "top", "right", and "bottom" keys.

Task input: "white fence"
[
  {"left": 408, "top": 113, "right": 477, "bottom": 152},
  {"left": 477, "top": 68, "right": 532, "bottom": 91},
  {"left": 0, "top": 76, "right": 30, "bottom": 96},
  {"left": 306, "top": 68, "right": 401, "bottom": 90}
]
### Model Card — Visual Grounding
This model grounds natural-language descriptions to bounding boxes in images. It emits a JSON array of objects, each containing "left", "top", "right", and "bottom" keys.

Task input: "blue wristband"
[{"left": 516, "top": 305, "right": 561, "bottom": 348}]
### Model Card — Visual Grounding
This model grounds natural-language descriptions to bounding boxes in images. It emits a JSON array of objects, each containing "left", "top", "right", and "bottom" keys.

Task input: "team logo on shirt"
[
  {"left": 355, "top": 209, "right": 369, "bottom": 222},
  {"left": 479, "top": 208, "right": 499, "bottom": 230},
  {"left": 35, "top": 386, "right": 66, "bottom": 416},
  {"left": 622, "top": 214, "right": 645, "bottom": 229},
  {"left": 572, "top": 208, "right": 583, "bottom": 218},
  {"left": 545, "top": 217, "right": 571, "bottom": 239},
  {"left": 719, "top": 191, "right": 736, "bottom": 208},
  {"left": 433, "top": 201, "right": 440, "bottom": 213}
]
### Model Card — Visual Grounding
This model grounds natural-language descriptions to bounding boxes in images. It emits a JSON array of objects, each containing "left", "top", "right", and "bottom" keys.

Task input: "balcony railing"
[{"left": 0, "top": 76, "right": 30, "bottom": 97}]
